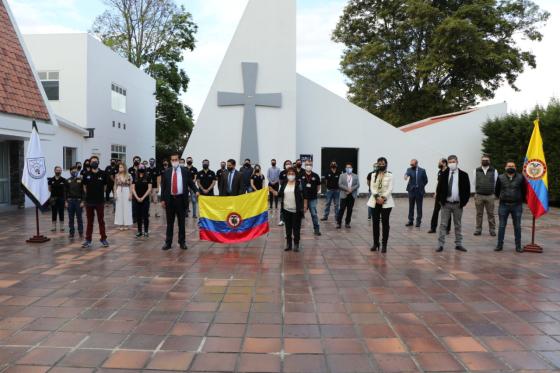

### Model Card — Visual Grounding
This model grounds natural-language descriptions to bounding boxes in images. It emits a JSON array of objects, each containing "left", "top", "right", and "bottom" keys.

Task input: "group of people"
[{"left": 47, "top": 152, "right": 526, "bottom": 253}]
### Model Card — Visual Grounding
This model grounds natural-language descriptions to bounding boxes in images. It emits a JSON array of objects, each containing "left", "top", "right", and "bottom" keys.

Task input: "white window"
[
  {"left": 63, "top": 147, "right": 77, "bottom": 170},
  {"left": 111, "top": 144, "right": 127, "bottom": 164},
  {"left": 39, "top": 71, "right": 59, "bottom": 101},
  {"left": 111, "top": 83, "right": 127, "bottom": 113}
]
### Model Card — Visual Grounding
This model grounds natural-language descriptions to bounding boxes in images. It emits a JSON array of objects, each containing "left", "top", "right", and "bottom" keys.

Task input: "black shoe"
[
  {"left": 405, "top": 222, "right": 413, "bottom": 227},
  {"left": 293, "top": 244, "right": 300, "bottom": 252},
  {"left": 144, "top": 232, "right": 149, "bottom": 238},
  {"left": 490, "top": 232, "right": 496, "bottom": 237},
  {"left": 320, "top": 217, "right": 328, "bottom": 221},
  {"left": 336, "top": 224, "right": 341, "bottom": 229},
  {"left": 180, "top": 244, "right": 188, "bottom": 250},
  {"left": 381, "top": 245, "right": 387, "bottom": 253},
  {"left": 494, "top": 245, "right": 503, "bottom": 252},
  {"left": 427, "top": 229, "right": 436, "bottom": 234},
  {"left": 68, "top": 232, "right": 75, "bottom": 239},
  {"left": 446, "top": 230, "right": 450, "bottom": 235},
  {"left": 370, "top": 244, "right": 379, "bottom": 252},
  {"left": 161, "top": 244, "right": 172, "bottom": 251},
  {"left": 473, "top": 231, "right": 481, "bottom": 236},
  {"left": 135, "top": 232, "right": 143, "bottom": 238},
  {"left": 455, "top": 246, "right": 467, "bottom": 252},
  {"left": 314, "top": 231, "right": 322, "bottom": 236},
  {"left": 284, "top": 245, "right": 292, "bottom": 252},
  {"left": 436, "top": 247, "right": 443, "bottom": 252},
  {"left": 415, "top": 222, "right": 421, "bottom": 227},
  {"left": 516, "top": 246, "right": 524, "bottom": 253},
  {"left": 345, "top": 224, "right": 351, "bottom": 229}
]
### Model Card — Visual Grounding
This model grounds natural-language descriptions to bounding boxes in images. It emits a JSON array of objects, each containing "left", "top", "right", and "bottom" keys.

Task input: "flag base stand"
[
  {"left": 26, "top": 235, "right": 50, "bottom": 243},
  {"left": 523, "top": 243, "right": 543, "bottom": 253}
]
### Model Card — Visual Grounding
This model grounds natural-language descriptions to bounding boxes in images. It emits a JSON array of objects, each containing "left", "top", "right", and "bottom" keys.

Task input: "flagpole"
[
  {"left": 26, "top": 206, "right": 50, "bottom": 243},
  {"left": 523, "top": 216, "right": 542, "bottom": 253}
]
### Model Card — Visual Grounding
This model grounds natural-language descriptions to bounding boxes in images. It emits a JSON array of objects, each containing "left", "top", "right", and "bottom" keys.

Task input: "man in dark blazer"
[
  {"left": 160, "top": 152, "right": 199, "bottom": 251},
  {"left": 404, "top": 159, "right": 428, "bottom": 227},
  {"left": 219, "top": 159, "right": 245, "bottom": 196},
  {"left": 435, "top": 155, "right": 470, "bottom": 253}
]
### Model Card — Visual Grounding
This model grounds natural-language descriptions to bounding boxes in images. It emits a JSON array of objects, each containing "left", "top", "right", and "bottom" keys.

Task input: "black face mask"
[
  {"left": 90, "top": 162, "right": 99, "bottom": 170},
  {"left": 55, "top": 172, "right": 62, "bottom": 177},
  {"left": 77, "top": 166, "right": 82, "bottom": 171},
  {"left": 506, "top": 167, "right": 516, "bottom": 174},
  {"left": 296, "top": 163, "right": 302, "bottom": 168},
  {"left": 377, "top": 165, "right": 387, "bottom": 172},
  {"left": 245, "top": 163, "right": 250, "bottom": 167},
  {"left": 111, "top": 162, "right": 116, "bottom": 167},
  {"left": 221, "top": 165, "right": 226, "bottom": 170},
  {"left": 271, "top": 163, "right": 276, "bottom": 167},
  {"left": 203, "top": 164, "right": 209, "bottom": 169},
  {"left": 187, "top": 161, "right": 193, "bottom": 166},
  {"left": 331, "top": 165, "right": 336, "bottom": 169},
  {"left": 255, "top": 168, "right": 260, "bottom": 173},
  {"left": 227, "top": 166, "right": 234, "bottom": 172},
  {"left": 134, "top": 161, "right": 140, "bottom": 167},
  {"left": 410, "top": 165, "right": 417, "bottom": 169},
  {"left": 482, "top": 161, "right": 490, "bottom": 167}
]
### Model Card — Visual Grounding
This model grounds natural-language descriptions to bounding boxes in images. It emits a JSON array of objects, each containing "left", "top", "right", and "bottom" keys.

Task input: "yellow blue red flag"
[
  {"left": 198, "top": 188, "right": 269, "bottom": 243},
  {"left": 523, "top": 119, "right": 549, "bottom": 219}
]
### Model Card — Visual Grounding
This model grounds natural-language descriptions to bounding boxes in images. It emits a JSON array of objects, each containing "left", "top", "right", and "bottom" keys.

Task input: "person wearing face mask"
[
  {"left": 185, "top": 157, "right": 198, "bottom": 218},
  {"left": 82, "top": 155, "right": 110, "bottom": 248},
  {"left": 302, "top": 160, "right": 322, "bottom": 236},
  {"left": 48, "top": 166, "right": 67, "bottom": 232},
  {"left": 429, "top": 159, "right": 451, "bottom": 234},
  {"left": 404, "top": 159, "right": 428, "bottom": 227},
  {"left": 179, "top": 158, "right": 186, "bottom": 167},
  {"left": 160, "top": 152, "right": 199, "bottom": 250},
  {"left": 274, "top": 168, "right": 304, "bottom": 252},
  {"left": 250, "top": 164, "right": 266, "bottom": 191},
  {"left": 367, "top": 157, "right": 394, "bottom": 253},
  {"left": 128, "top": 156, "right": 141, "bottom": 223},
  {"left": 473, "top": 155, "right": 498, "bottom": 236},
  {"left": 366, "top": 162, "right": 378, "bottom": 221},
  {"left": 240, "top": 158, "right": 254, "bottom": 193},
  {"left": 65, "top": 165, "right": 84, "bottom": 239},
  {"left": 267, "top": 159, "right": 280, "bottom": 209},
  {"left": 113, "top": 163, "right": 133, "bottom": 230},
  {"left": 322, "top": 161, "right": 341, "bottom": 222},
  {"left": 216, "top": 161, "right": 227, "bottom": 195},
  {"left": 80, "top": 159, "right": 91, "bottom": 177},
  {"left": 148, "top": 158, "right": 161, "bottom": 218},
  {"left": 494, "top": 161, "right": 526, "bottom": 253},
  {"left": 197, "top": 160, "right": 217, "bottom": 196},
  {"left": 132, "top": 164, "right": 152, "bottom": 238},
  {"left": 276, "top": 160, "right": 293, "bottom": 226},
  {"left": 75, "top": 161, "right": 82, "bottom": 174},
  {"left": 336, "top": 162, "right": 360, "bottom": 229},
  {"left": 294, "top": 159, "right": 304, "bottom": 181},
  {"left": 219, "top": 159, "right": 245, "bottom": 196},
  {"left": 435, "top": 155, "right": 471, "bottom": 253},
  {"left": 104, "top": 159, "right": 118, "bottom": 203}
]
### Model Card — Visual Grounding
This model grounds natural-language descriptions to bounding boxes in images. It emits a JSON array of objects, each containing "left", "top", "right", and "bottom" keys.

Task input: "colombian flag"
[
  {"left": 523, "top": 119, "right": 549, "bottom": 219},
  {"left": 198, "top": 188, "right": 269, "bottom": 243}
]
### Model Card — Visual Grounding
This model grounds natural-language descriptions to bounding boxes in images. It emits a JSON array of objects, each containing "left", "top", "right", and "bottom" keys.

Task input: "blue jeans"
[
  {"left": 307, "top": 198, "right": 320, "bottom": 232},
  {"left": 498, "top": 202, "right": 522, "bottom": 248},
  {"left": 67, "top": 199, "right": 83, "bottom": 234},
  {"left": 190, "top": 191, "right": 198, "bottom": 217},
  {"left": 323, "top": 189, "right": 340, "bottom": 218}
]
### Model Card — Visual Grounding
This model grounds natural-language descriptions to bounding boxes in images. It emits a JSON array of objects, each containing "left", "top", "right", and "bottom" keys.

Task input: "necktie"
[
  {"left": 447, "top": 171, "right": 454, "bottom": 198},
  {"left": 228, "top": 172, "right": 234, "bottom": 193},
  {"left": 172, "top": 168, "right": 178, "bottom": 195},
  {"left": 415, "top": 169, "right": 418, "bottom": 187}
]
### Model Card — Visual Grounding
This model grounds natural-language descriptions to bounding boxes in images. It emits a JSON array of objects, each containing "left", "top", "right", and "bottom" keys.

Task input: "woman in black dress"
[{"left": 250, "top": 164, "right": 265, "bottom": 191}]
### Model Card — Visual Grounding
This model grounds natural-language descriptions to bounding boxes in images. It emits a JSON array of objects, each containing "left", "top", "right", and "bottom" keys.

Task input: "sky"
[{"left": 7, "top": 0, "right": 560, "bottom": 121}]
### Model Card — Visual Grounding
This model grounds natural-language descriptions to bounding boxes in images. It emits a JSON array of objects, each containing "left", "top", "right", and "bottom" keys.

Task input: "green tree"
[
  {"left": 332, "top": 0, "right": 549, "bottom": 126},
  {"left": 92, "top": 0, "right": 197, "bottom": 161},
  {"left": 482, "top": 99, "right": 559, "bottom": 205}
]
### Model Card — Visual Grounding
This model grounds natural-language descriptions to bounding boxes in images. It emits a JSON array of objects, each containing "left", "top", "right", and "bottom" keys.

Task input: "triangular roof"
[
  {"left": 0, "top": 0, "right": 50, "bottom": 122},
  {"left": 399, "top": 108, "right": 476, "bottom": 133}
]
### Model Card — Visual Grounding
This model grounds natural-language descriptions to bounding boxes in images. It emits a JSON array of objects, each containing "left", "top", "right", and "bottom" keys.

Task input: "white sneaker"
[{"left": 277, "top": 221, "right": 284, "bottom": 226}]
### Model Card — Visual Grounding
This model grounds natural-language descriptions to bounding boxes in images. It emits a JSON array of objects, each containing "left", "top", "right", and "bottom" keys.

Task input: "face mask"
[
  {"left": 271, "top": 163, "right": 276, "bottom": 167},
  {"left": 346, "top": 168, "right": 352, "bottom": 174},
  {"left": 134, "top": 161, "right": 140, "bottom": 167},
  {"left": 221, "top": 165, "right": 226, "bottom": 170},
  {"left": 203, "top": 164, "right": 209, "bottom": 169},
  {"left": 296, "top": 163, "right": 302, "bottom": 168},
  {"left": 227, "top": 166, "right": 234, "bottom": 171},
  {"left": 255, "top": 168, "right": 260, "bottom": 172},
  {"left": 305, "top": 165, "right": 312, "bottom": 172},
  {"left": 377, "top": 165, "right": 386, "bottom": 172},
  {"left": 149, "top": 160, "right": 155, "bottom": 166},
  {"left": 506, "top": 167, "right": 516, "bottom": 174},
  {"left": 77, "top": 166, "right": 82, "bottom": 171},
  {"left": 448, "top": 162, "right": 458, "bottom": 171},
  {"left": 331, "top": 165, "right": 336, "bottom": 169},
  {"left": 71, "top": 171, "right": 78, "bottom": 177},
  {"left": 481, "top": 160, "right": 490, "bottom": 167},
  {"left": 171, "top": 161, "right": 180, "bottom": 169},
  {"left": 245, "top": 163, "right": 250, "bottom": 167},
  {"left": 55, "top": 171, "right": 62, "bottom": 177},
  {"left": 91, "top": 162, "right": 99, "bottom": 170},
  {"left": 111, "top": 162, "right": 116, "bottom": 167},
  {"left": 187, "top": 161, "right": 193, "bottom": 166},
  {"left": 287, "top": 175, "right": 296, "bottom": 181},
  {"left": 410, "top": 164, "right": 416, "bottom": 169}
]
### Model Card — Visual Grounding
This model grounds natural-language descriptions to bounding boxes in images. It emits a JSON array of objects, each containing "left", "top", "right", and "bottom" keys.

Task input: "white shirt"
[
  {"left": 283, "top": 183, "right": 297, "bottom": 212},
  {"left": 472, "top": 166, "right": 498, "bottom": 183},
  {"left": 171, "top": 166, "right": 183, "bottom": 195},
  {"left": 447, "top": 170, "right": 460, "bottom": 202},
  {"left": 346, "top": 174, "right": 353, "bottom": 188}
]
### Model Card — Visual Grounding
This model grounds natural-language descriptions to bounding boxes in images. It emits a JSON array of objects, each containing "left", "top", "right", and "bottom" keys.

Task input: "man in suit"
[
  {"left": 435, "top": 155, "right": 471, "bottom": 253},
  {"left": 336, "top": 162, "right": 360, "bottom": 229},
  {"left": 405, "top": 159, "right": 428, "bottom": 227},
  {"left": 219, "top": 159, "right": 245, "bottom": 196},
  {"left": 160, "top": 152, "right": 199, "bottom": 251}
]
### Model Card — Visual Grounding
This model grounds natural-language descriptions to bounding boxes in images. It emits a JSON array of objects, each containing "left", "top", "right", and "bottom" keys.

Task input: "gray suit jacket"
[{"left": 338, "top": 173, "right": 360, "bottom": 199}]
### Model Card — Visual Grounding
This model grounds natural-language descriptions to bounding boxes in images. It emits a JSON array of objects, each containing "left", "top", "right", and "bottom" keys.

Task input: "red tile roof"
[
  {"left": 0, "top": 1, "right": 50, "bottom": 121},
  {"left": 400, "top": 109, "right": 475, "bottom": 133}
]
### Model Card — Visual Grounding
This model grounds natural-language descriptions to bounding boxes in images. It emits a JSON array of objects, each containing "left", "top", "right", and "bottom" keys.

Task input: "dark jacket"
[
  {"left": 160, "top": 167, "right": 198, "bottom": 205},
  {"left": 219, "top": 169, "right": 245, "bottom": 196},
  {"left": 405, "top": 167, "right": 428, "bottom": 194},
  {"left": 436, "top": 168, "right": 471, "bottom": 208},
  {"left": 278, "top": 180, "right": 304, "bottom": 214},
  {"left": 495, "top": 172, "right": 526, "bottom": 203}
]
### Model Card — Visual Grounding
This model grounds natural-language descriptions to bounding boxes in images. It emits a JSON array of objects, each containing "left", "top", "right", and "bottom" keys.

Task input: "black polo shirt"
[
  {"left": 302, "top": 172, "right": 321, "bottom": 199},
  {"left": 251, "top": 174, "right": 265, "bottom": 190},
  {"left": 48, "top": 176, "right": 66, "bottom": 198},
  {"left": 186, "top": 166, "right": 198, "bottom": 181},
  {"left": 279, "top": 170, "right": 288, "bottom": 182},
  {"left": 197, "top": 169, "right": 216, "bottom": 190},
  {"left": 105, "top": 166, "right": 117, "bottom": 184},
  {"left": 147, "top": 167, "right": 160, "bottom": 188},
  {"left": 83, "top": 171, "right": 107, "bottom": 205},
  {"left": 294, "top": 168, "right": 305, "bottom": 181},
  {"left": 324, "top": 169, "right": 341, "bottom": 190},
  {"left": 133, "top": 174, "right": 151, "bottom": 198}
]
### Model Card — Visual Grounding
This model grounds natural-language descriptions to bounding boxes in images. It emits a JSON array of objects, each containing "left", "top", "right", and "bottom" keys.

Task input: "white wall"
[{"left": 184, "top": 0, "right": 297, "bottom": 169}]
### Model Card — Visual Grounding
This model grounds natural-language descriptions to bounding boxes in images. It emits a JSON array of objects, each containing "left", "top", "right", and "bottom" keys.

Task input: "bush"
[{"left": 482, "top": 99, "right": 559, "bottom": 206}]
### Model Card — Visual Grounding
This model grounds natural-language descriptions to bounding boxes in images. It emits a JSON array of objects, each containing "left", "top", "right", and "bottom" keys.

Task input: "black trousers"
[
  {"left": 408, "top": 190, "right": 424, "bottom": 224},
  {"left": 337, "top": 195, "right": 355, "bottom": 225},
  {"left": 372, "top": 205, "right": 392, "bottom": 246},
  {"left": 51, "top": 197, "right": 64, "bottom": 222},
  {"left": 136, "top": 199, "right": 150, "bottom": 233},
  {"left": 430, "top": 200, "right": 451, "bottom": 232},
  {"left": 283, "top": 209, "right": 302, "bottom": 246},
  {"left": 269, "top": 184, "right": 279, "bottom": 208},
  {"left": 165, "top": 196, "right": 186, "bottom": 245}
]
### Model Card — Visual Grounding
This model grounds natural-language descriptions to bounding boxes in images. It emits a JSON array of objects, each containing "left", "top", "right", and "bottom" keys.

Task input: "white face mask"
[
  {"left": 287, "top": 175, "right": 296, "bottom": 182},
  {"left": 346, "top": 168, "right": 353, "bottom": 174},
  {"left": 305, "top": 165, "right": 312, "bottom": 172},
  {"left": 448, "top": 162, "right": 458, "bottom": 171},
  {"left": 171, "top": 161, "right": 180, "bottom": 169}
]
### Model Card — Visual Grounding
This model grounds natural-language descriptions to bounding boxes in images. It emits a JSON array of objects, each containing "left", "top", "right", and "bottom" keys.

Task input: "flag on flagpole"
[
  {"left": 523, "top": 119, "right": 549, "bottom": 219},
  {"left": 198, "top": 188, "right": 269, "bottom": 243},
  {"left": 21, "top": 122, "right": 50, "bottom": 207}
]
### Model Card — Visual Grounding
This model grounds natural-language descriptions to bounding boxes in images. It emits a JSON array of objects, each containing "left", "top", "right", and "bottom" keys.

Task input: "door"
[
  {"left": 0, "top": 142, "right": 9, "bottom": 204},
  {"left": 321, "top": 147, "right": 359, "bottom": 178}
]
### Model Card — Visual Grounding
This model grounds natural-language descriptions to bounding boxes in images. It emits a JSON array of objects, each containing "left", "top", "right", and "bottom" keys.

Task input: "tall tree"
[
  {"left": 332, "top": 0, "right": 549, "bottom": 126},
  {"left": 92, "top": 0, "right": 197, "bottom": 160}
]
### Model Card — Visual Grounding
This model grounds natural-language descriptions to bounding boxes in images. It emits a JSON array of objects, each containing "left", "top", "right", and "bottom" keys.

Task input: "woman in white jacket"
[{"left": 367, "top": 157, "right": 394, "bottom": 253}]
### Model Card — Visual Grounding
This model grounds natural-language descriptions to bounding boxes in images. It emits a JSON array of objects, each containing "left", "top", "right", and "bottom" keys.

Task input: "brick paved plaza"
[{"left": 0, "top": 198, "right": 558, "bottom": 372}]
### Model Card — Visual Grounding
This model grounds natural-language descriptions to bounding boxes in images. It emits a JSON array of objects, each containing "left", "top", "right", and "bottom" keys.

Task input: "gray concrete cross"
[{"left": 217, "top": 62, "right": 282, "bottom": 163}]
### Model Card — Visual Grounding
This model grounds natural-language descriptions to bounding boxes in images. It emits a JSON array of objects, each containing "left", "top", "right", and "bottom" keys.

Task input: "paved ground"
[{"left": 0, "top": 197, "right": 558, "bottom": 372}]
